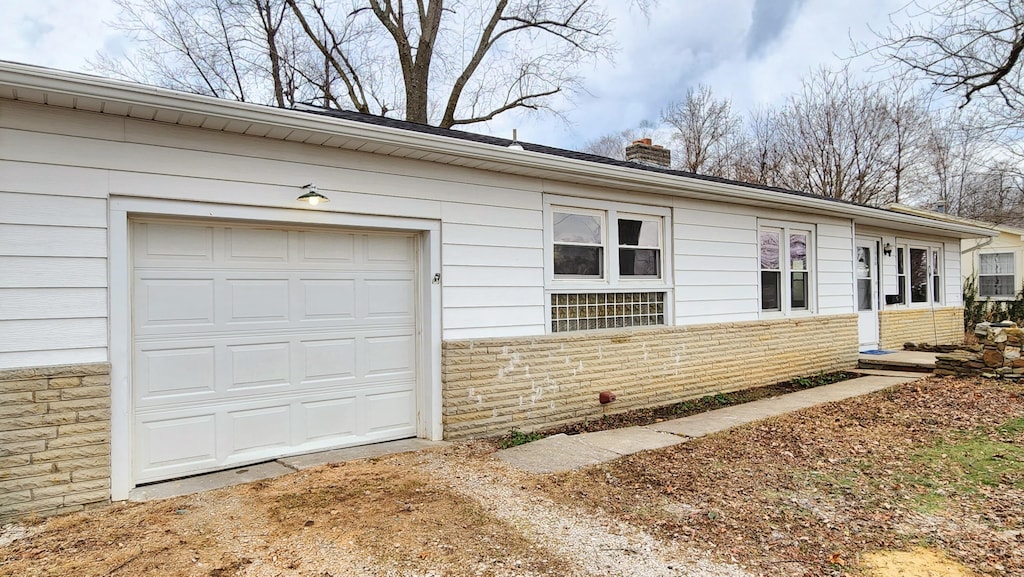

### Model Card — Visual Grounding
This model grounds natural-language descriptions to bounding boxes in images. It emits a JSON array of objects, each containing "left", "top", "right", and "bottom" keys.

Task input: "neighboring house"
[
  {"left": 0, "top": 62, "right": 995, "bottom": 520},
  {"left": 967, "top": 227, "right": 1024, "bottom": 300},
  {"left": 888, "top": 204, "right": 1024, "bottom": 302}
]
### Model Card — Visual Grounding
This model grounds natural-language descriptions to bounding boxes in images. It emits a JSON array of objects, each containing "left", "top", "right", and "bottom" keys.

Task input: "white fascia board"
[{"left": 0, "top": 61, "right": 997, "bottom": 240}]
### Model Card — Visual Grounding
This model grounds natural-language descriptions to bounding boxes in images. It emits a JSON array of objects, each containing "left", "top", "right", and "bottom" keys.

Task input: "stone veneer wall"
[
  {"left": 0, "top": 363, "right": 111, "bottom": 522},
  {"left": 878, "top": 307, "right": 964, "bottom": 350},
  {"left": 442, "top": 315, "right": 859, "bottom": 439},
  {"left": 935, "top": 325, "right": 1024, "bottom": 378}
]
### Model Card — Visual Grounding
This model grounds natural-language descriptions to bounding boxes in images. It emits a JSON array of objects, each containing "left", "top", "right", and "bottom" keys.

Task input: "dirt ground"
[{"left": 1, "top": 375, "right": 1021, "bottom": 577}]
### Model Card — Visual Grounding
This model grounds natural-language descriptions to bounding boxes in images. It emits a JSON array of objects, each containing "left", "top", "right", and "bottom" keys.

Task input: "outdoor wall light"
[
  {"left": 297, "top": 183, "right": 330, "bottom": 206},
  {"left": 883, "top": 242, "right": 893, "bottom": 256}
]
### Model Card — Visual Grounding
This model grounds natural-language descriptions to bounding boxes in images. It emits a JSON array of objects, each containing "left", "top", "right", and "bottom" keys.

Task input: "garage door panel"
[
  {"left": 301, "top": 338, "right": 356, "bottom": 380},
  {"left": 132, "top": 220, "right": 419, "bottom": 484},
  {"left": 225, "top": 228, "right": 289, "bottom": 262},
  {"left": 228, "top": 342, "right": 291, "bottom": 389},
  {"left": 228, "top": 405, "right": 291, "bottom": 453},
  {"left": 366, "top": 235, "right": 414, "bottom": 265},
  {"left": 136, "top": 278, "right": 216, "bottom": 329},
  {"left": 135, "top": 222, "right": 215, "bottom": 264},
  {"left": 227, "top": 279, "right": 290, "bottom": 323},
  {"left": 299, "top": 231, "right": 355, "bottom": 263},
  {"left": 136, "top": 414, "right": 218, "bottom": 471},
  {"left": 136, "top": 345, "right": 216, "bottom": 400},
  {"left": 364, "top": 335, "right": 415, "bottom": 378},
  {"left": 365, "top": 279, "right": 415, "bottom": 319},
  {"left": 302, "top": 397, "right": 357, "bottom": 440},
  {"left": 365, "top": 390, "right": 416, "bottom": 433},
  {"left": 301, "top": 279, "right": 356, "bottom": 320}
]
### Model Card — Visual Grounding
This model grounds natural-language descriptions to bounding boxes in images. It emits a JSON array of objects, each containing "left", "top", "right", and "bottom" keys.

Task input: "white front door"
[
  {"left": 131, "top": 219, "right": 419, "bottom": 484},
  {"left": 856, "top": 239, "right": 880, "bottom": 351}
]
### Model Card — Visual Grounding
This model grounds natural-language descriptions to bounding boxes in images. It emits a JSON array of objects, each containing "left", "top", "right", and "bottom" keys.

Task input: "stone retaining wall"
[
  {"left": 935, "top": 324, "right": 1024, "bottom": 378},
  {"left": 0, "top": 363, "right": 111, "bottom": 522},
  {"left": 878, "top": 307, "right": 964, "bottom": 350},
  {"left": 442, "top": 315, "right": 860, "bottom": 439}
]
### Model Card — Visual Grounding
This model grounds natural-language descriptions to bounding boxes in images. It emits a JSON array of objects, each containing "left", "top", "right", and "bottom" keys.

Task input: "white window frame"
[
  {"left": 978, "top": 251, "right": 1017, "bottom": 300},
  {"left": 899, "top": 242, "right": 944, "bottom": 307},
  {"left": 551, "top": 206, "right": 607, "bottom": 280},
  {"left": 544, "top": 196, "right": 672, "bottom": 291},
  {"left": 543, "top": 195, "right": 673, "bottom": 332},
  {"left": 757, "top": 219, "right": 816, "bottom": 318}
]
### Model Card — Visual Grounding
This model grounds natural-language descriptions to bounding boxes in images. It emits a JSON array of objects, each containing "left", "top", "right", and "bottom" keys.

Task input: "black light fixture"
[
  {"left": 883, "top": 242, "right": 893, "bottom": 256},
  {"left": 297, "top": 183, "right": 329, "bottom": 206}
]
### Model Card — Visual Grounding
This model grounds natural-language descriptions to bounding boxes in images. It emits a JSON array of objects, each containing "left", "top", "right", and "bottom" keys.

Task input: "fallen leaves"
[{"left": 539, "top": 376, "right": 1024, "bottom": 576}]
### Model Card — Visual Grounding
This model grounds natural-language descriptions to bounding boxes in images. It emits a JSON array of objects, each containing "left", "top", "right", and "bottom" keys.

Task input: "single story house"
[
  {"left": 0, "top": 61, "right": 995, "bottom": 520},
  {"left": 889, "top": 204, "right": 1024, "bottom": 301}
]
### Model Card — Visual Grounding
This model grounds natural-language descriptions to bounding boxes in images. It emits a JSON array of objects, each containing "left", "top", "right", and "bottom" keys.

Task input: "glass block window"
[
  {"left": 551, "top": 292, "right": 665, "bottom": 333},
  {"left": 979, "top": 252, "right": 1015, "bottom": 297}
]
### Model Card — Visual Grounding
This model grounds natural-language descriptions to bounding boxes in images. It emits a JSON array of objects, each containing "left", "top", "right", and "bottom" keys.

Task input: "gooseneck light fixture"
[{"left": 297, "top": 183, "right": 330, "bottom": 206}]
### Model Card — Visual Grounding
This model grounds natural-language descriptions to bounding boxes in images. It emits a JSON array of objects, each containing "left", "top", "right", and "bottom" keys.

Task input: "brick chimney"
[{"left": 625, "top": 138, "right": 671, "bottom": 168}]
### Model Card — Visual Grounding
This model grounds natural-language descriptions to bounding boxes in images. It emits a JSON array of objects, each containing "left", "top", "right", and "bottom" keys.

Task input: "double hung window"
[
  {"left": 978, "top": 252, "right": 1016, "bottom": 298},
  {"left": 759, "top": 223, "right": 813, "bottom": 315}
]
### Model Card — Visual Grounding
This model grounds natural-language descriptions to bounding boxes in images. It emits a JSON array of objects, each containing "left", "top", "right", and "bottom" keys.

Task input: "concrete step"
[
  {"left": 858, "top": 350, "right": 938, "bottom": 373},
  {"left": 850, "top": 368, "right": 932, "bottom": 378}
]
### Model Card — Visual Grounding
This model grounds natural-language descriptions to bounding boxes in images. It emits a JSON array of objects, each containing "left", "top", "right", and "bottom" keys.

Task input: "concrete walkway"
[{"left": 497, "top": 373, "right": 925, "bottom": 474}]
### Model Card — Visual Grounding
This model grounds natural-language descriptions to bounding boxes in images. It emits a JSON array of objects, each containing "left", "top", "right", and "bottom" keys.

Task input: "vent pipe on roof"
[{"left": 507, "top": 129, "right": 524, "bottom": 150}]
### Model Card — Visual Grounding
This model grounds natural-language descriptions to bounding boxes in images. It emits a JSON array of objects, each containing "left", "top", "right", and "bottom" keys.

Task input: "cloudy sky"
[{"left": 0, "top": 0, "right": 923, "bottom": 150}]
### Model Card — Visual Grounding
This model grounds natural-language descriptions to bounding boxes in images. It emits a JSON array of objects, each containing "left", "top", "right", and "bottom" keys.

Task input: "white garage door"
[{"left": 131, "top": 220, "right": 418, "bottom": 484}]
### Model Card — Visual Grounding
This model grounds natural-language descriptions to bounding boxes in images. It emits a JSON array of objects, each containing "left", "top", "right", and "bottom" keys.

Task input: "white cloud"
[
  {"left": 0, "top": 0, "right": 125, "bottom": 72},
  {"left": 0, "top": 0, "right": 930, "bottom": 153}
]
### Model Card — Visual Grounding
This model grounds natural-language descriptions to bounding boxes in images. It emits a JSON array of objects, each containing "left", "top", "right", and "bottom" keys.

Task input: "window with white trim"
[
  {"left": 759, "top": 222, "right": 813, "bottom": 315},
  {"left": 979, "top": 252, "right": 1016, "bottom": 298},
  {"left": 903, "top": 244, "right": 942, "bottom": 305},
  {"left": 546, "top": 198, "right": 670, "bottom": 332},
  {"left": 552, "top": 209, "right": 605, "bottom": 278}
]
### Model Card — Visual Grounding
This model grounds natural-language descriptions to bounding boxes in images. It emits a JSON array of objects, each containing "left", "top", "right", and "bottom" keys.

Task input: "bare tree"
[
  {"left": 96, "top": 0, "right": 651, "bottom": 128},
  {"left": 94, "top": 0, "right": 303, "bottom": 105},
  {"left": 957, "top": 162, "right": 1024, "bottom": 227},
  {"left": 730, "top": 105, "right": 783, "bottom": 186},
  {"left": 885, "top": 78, "right": 931, "bottom": 204},
  {"left": 661, "top": 84, "right": 741, "bottom": 175},
  {"left": 770, "top": 67, "right": 900, "bottom": 205},
  {"left": 877, "top": 0, "right": 1024, "bottom": 129},
  {"left": 579, "top": 120, "right": 657, "bottom": 160}
]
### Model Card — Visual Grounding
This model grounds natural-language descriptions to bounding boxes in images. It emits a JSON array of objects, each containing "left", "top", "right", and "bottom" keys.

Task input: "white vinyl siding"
[
  {"left": 1, "top": 100, "right": 552, "bottom": 353},
  {"left": 673, "top": 206, "right": 758, "bottom": 325},
  {"left": 816, "top": 223, "right": 854, "bottom": 314},
  {"left": 0, "top": 188, "right": 108, "bottom": 368},
  {"left": 441, "top": 204, "right": 545, "bottom": 339}
]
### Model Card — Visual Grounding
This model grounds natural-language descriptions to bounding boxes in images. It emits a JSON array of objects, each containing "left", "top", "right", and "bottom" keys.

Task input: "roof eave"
[{"left": 0, "top": 61, "right": 997, "bottom": 240}]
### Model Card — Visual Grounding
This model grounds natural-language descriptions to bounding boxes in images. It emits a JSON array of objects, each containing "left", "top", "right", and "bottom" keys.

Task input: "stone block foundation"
[
  {"left": 0, "top": 363, "right": 111, "bottom": 522},
  {"left": 442, "top": 315, "right": 859, "bottom": 439},
  {"left": 878, "top": 307, "right": 964, "bottom": 350}
]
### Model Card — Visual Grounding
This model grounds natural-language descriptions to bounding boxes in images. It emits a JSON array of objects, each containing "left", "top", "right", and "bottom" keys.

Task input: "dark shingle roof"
[{"left": 295, "top": 104, "right": 859, "bottom": 208}]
